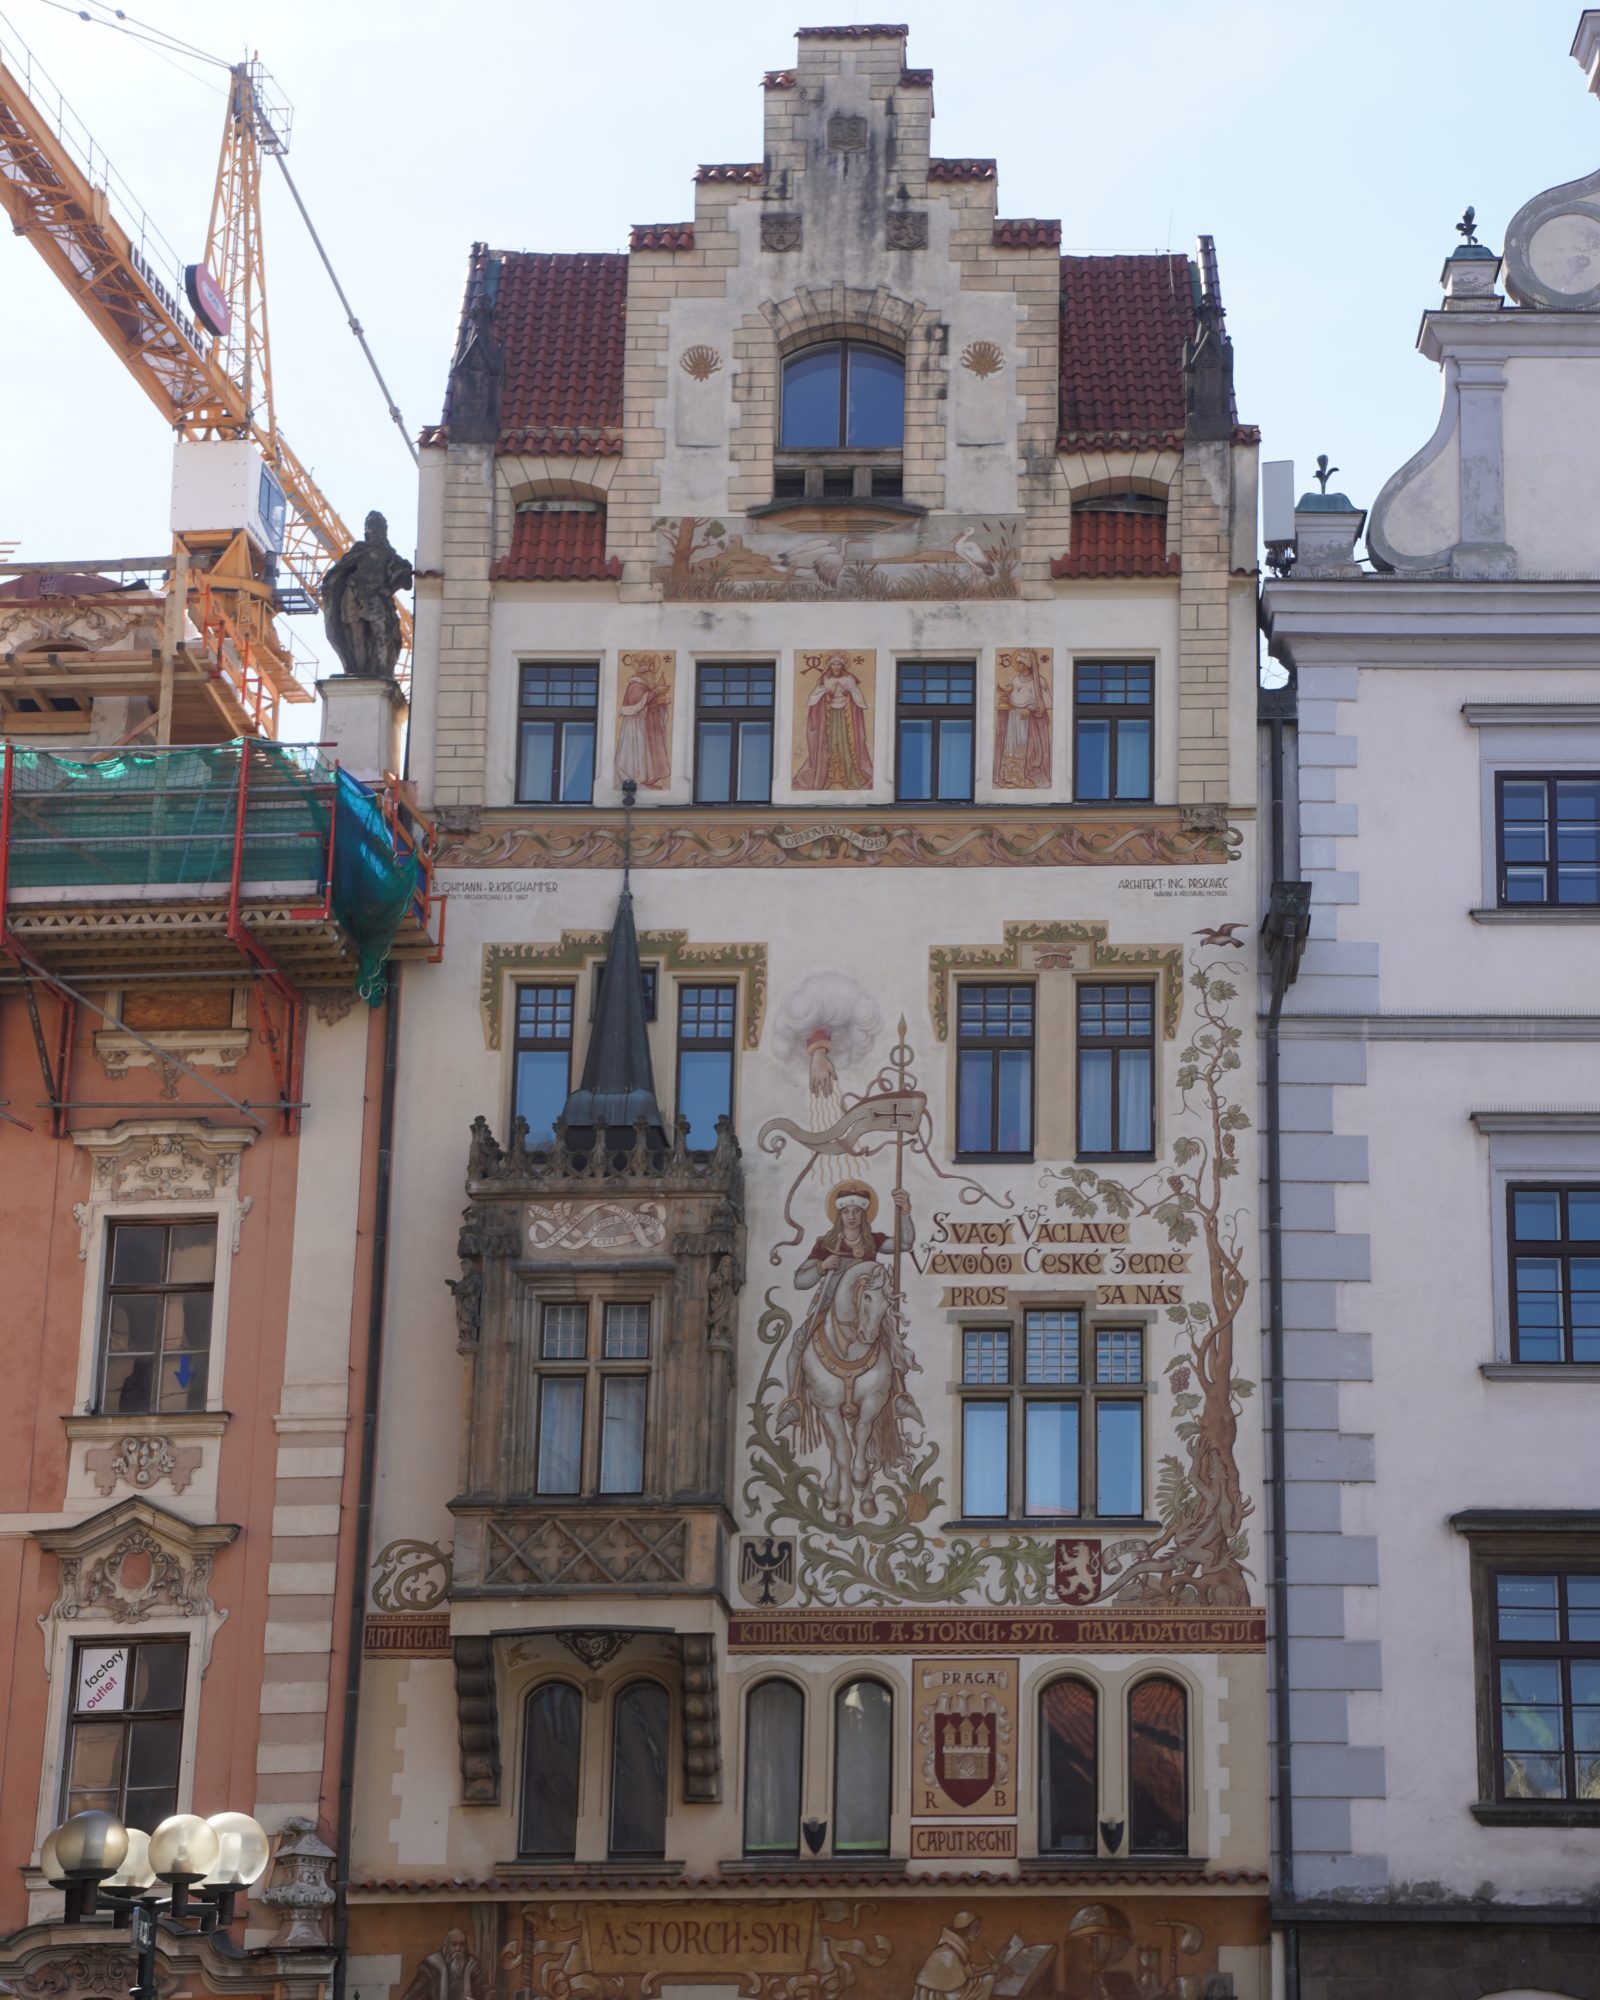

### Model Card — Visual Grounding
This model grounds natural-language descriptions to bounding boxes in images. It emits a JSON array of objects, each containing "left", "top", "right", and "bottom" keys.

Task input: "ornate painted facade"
[{"left": 353, "top": 26, "right": 1266, "bottom": 2000}]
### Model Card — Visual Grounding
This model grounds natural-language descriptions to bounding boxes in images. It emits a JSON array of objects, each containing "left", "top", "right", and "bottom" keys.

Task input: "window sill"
[
  {"left": 944, "top": 1517, "right": 1165, "bottom": 1533},
  {"left": 1470, "top": 907, "right": 1600, "bottom": 924},
  {"left": 1075, "top": 1152, "right": 1158, "bottom": 1166},
  {"left": 719, "top": 1858, "right": 907, "bottom": 1880},
  {"left": 493, "top": 1859, "right": 683, "bottom": 1881},
  {"left": 1481, "top": 1363, "right": 1600, "bottom": 1381},
  {"left": 1470, "top": 1801, "right": 1600, "bottom": 1827},
  {"left": 1018, "top": 1853, "right": 1204, "bottom": 1876},
  {"left": 65, "top": 1411, "right": 230, "bottom": 1436},
  {"left": 748, "top": 494, "right": 927, "bottom": 523},
  {"left": 953, "top": 1152, "right": 1035, "bottom": 1166}
]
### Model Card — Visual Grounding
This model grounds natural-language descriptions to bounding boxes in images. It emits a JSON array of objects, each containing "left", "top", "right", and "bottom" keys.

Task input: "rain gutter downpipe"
[
  {"left": 1262, "top": 696, "right": 1311, "bottom": 2000},
  {"left": 332, "top": 968, "right": 401, "bottom": 2000}
]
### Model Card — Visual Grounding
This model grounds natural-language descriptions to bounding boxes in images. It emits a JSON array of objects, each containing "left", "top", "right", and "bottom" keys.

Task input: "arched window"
[
  {"left": 833, "top": 1679, "right": 892, "bottom": 1855},
  {"left": 519, "top": 1680, "right": 582, "bottom": 1858},
  {"left": 781, "top": 342, "right": 904, "bottom": 450},
  {"left": 1038, "top": 1676, "right": 1097, "bottom": 1854},
  {"left": 609, "top": 1679, "right": 670, "bottom": 1859},
  {"left": 743, "top": 1678, "right": 803, "bottom": 1856},
  {"left": 1128, "top": 1675, "right": 1188, "bottom": 1854}
]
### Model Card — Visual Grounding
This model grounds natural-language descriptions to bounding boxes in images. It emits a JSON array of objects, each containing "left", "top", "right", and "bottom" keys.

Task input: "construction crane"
[{"left": 0, "top": 13, "right": 413, "bottom": 718}]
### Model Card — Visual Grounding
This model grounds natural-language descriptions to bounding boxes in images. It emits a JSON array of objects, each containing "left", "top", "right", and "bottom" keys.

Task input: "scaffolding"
[{"left": 0, "top": 739, "right": 441, "bottom": 1133}]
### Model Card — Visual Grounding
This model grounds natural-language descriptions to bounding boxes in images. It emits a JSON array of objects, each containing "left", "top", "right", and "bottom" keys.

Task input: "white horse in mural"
[{"left": 791, "top": 1260, "right": 919, "bottom": 1526}]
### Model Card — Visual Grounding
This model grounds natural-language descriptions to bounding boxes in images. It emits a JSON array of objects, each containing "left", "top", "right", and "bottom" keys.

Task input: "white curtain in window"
[
  {"left": 744, "top": 1680, "right": 802, "bottom": 1854},
  {"left": 833, "top": 1680, "right": 891, "bottom": 1853}
]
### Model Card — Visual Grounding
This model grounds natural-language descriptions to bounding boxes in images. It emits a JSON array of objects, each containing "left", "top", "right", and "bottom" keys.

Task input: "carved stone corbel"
[
  {"left": 679, "top": 1632, "right": 722, "bottom": 1803},
  {"left": 453, "top": 1636, "right": 500, "bottom": 1804}
]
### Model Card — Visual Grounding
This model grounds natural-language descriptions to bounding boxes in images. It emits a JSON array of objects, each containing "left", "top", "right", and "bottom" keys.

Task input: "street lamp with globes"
[{"left": 39, "top": 1809, "right": 270, "bottom": 2000}]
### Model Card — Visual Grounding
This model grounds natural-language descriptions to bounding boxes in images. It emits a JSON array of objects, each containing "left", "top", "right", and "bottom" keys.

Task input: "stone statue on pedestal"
[{"left": 322, "top": 510, "right": 413, "bottom": 678}]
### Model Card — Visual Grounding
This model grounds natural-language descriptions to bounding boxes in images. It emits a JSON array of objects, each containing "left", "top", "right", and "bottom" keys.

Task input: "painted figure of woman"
[
  {"left": 795, "top": 652, "right": 873, "bottom": 789},
  {"left": 614, "top": 653, "right": 673, "bottom": 790},
  {"left": 993, "top": 649, "right": 1051, "bottom": 788}
]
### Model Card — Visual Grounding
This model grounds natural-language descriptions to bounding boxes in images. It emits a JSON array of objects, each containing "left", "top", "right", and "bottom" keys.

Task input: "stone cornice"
[
  {"left": 1462, "top": 700, "right": 1600, "bottom": 725},
  {"left": 1419, "top": 307, "right": 1600, "bottom": 363}
]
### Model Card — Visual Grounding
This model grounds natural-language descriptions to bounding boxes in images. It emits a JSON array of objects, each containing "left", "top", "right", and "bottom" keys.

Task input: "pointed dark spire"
[{"left": 560, "top": 828, "right": 664, "bottom": 1147}]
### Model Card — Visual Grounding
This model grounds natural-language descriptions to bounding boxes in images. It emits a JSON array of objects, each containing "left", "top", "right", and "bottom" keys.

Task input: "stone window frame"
[
  {"left": 501, "top": 1639, "right": 686, "bottom": 1870},
  {"left": 29, "top": 1496, "right": 238, "bottom": 1870},
  {"left": 1473, "top": 1111, "right": 1600, "bottom": 1377},
  {"left": 1464, "top": 704, "right": 1600, "bottom": 923},
  {"left": 69, "top": 1122, "right": 256, "bottom": 1421},
  {"left": 1016, "top": 1655, "right": 1208, "bottom": 1867},
  {"left": 1452, "top": 1508, "right": 1600, "bottom": 1826}
]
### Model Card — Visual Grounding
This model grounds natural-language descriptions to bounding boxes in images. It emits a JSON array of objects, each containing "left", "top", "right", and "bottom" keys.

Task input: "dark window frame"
[
  {"left": 694, "top": 663, "right": 776, "bottom": 806},
  {"left": 97, "top": 1218, "right": 218, "bottom": 1418},
  {"left": 675, "top": 982, "right": 737, "bottom": 1149},
  {"left": 517, "top": 1678, "right": 583, "bottom": 1859},
  {"left": 1507, "top": 1182, "right": 1600, "bottom": 1365},
  {"left": 957, "top": 1315, "right": 1146, "bottom": 1524},
  {"left": 1072, "top": 660, "right": 1155, "bottom": 805},
  {"left": 1127, "top": 1673, "right": 1190, "bottom": 1856},
  {"left": 516, "top": 662, "right": 599, "bottom": 807},
  {"left": 1075, "top": 981, "right": 1157, "bottom": 1161},
  {"left": 779, "top": 340, "right": 905, "bottom": 453},
  {"left": 532, "top": 1297, "right": 654, "bottom": 1499},
  {"left": 954, "top": 981, "right": 1035, "bottom": 1162},
  {"left": 1037, "top": 1674, "right": 1099, "bottom": 1857},
  {"left": 743, "top": 1676, "right": 805, "bottom": 1859},
  {"left": 1486, "top": 1564, "right": 1600, "bottom": 1807},
  {"left": 895, "top": 661, "right": 977, "bottom": 806},
  {"left": 511, "top": 982, "right": 576, "bottom": 1141},
  {"left": 62, "top": 1638, "right": 187, "bottom": 1826},
  {"left": 608, "top": 1677, "right": 671, "bottom": 1860},
  {"left": 1495, "top": 770, "right": 1600, "bottom": 909},
  {"left": 591, "top": 961, "right": 658, "bottom": 1022},
  {"left": 832, "top": 1676, "right": 893, "bottom": 1857}
]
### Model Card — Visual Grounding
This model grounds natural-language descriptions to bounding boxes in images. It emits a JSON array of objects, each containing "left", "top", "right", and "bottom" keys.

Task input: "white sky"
[{"left": 1, "top": 0, "right": 1596, "bottom": 729}]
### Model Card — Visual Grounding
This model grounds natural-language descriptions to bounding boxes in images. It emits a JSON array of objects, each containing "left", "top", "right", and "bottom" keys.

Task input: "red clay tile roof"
[
  {"left": 695, "top": 163, "right": 764, "bottom": 184},
  {"left": 438, "top": 238, "right": 1245, "bottom": 464},
  {"left": 1051, "top": 507, "right": 1180, "bottom": 579},
  {"left": 630, "top": 223, "right": 694, "bottom": 251},
  {"left": 993, "top": 218, "right": 1060, "bottom": 248},
  {"left": 1059, "top": 252, "right": 1197, "bottom": 450},
  {"left": 487, "top": 252, "right": 627, "bottom": 456},
  {"left": 928, "top": 157, "right": 996, "bottom": 181},
  {"left": 796, "top": 23, "right": 908, "bottom": 37},
  {"left": 491, "top": 509, "right": 620, "bottom": 583}
]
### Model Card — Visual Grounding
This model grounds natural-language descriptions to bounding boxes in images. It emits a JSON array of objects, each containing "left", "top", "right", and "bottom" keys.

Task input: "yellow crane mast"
[{"left": 0, "top": 19, "right": 412, "bottom": 724}]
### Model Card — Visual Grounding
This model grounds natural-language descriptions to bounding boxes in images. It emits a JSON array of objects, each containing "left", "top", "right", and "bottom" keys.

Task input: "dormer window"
[
  {"left": 781, "top": 342, "right": 904, "bottom": 449},
  {"left": 773, "top": 341, "right": 907, "bottom": 507}
]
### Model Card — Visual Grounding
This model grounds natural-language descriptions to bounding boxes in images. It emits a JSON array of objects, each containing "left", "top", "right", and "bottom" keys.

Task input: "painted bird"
[{"left": 1192, "top": 921, "right": 1246, "bottom": 947}]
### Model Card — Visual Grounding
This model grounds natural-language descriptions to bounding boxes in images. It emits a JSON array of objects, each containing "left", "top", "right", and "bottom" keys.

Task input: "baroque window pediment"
[
  {"left": 70, "top": 1119, "right": 256, "bottom": 1257},
  {"left": 33, "top": 1495, "right": 239, "bottom": 1669}
]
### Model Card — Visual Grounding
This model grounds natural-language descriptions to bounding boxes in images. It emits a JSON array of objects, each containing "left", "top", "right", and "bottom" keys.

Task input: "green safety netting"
[{"left": 3, "top": 742, "right": 419, "bottom": 1004}]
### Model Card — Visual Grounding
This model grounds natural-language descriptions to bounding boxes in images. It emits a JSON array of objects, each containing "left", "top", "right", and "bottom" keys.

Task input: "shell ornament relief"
[
  {"left": 961, "top": 339, "right": 1005, "bottom": 377},
  {"left": 679, "top": 344, "right": 722, "bottom": 381}
]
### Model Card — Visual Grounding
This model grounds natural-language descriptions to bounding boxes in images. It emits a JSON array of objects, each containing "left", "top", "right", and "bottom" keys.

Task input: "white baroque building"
[{"left": 1259, "top": 13, "right": 1600, "bottom": 1996}]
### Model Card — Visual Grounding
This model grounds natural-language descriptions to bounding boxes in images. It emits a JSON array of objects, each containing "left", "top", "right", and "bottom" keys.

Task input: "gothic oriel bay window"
[
  {"left": 1128, "top": 1675, "right": 1189, "bottom": 1854},
  {"left": 534, "top": 1301, "right": 652, "bottom": 1498}
]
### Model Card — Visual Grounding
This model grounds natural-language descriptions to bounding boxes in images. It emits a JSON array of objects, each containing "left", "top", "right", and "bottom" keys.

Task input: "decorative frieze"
[{"left": 479, "top": 1513, "right": 690, "bottom": 1592}]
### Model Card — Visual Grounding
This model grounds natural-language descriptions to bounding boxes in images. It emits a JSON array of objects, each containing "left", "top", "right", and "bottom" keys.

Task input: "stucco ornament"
[
  {"left": 371, "top": 1537, "right": 453, "bottom": 1611},
  {"left": 36, "top": 1499, "right": 238, "bottom": 1670},
  {"left": 20, "top": 1949, "right": 177, "bottom": 1998},
  {"left": 72, "top": 1123, "right": 254, "bottom": 1258},
  {"left": 1504, "top": 159, "right": 1600, "bottom": 311},
  {"left": 85, "top": 1433, "right": 202, "bottom": 1497}
]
